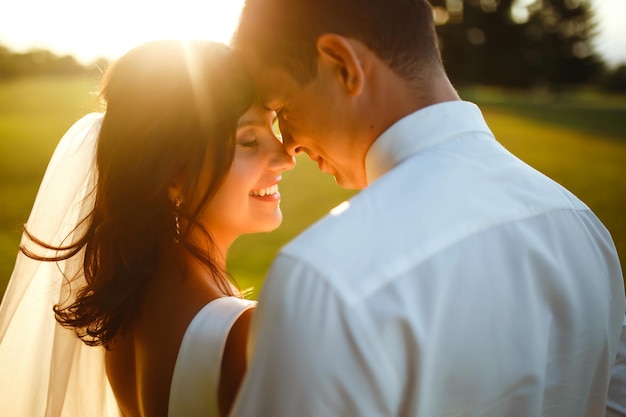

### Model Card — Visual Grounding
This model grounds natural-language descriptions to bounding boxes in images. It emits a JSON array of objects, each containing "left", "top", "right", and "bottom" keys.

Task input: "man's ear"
[{"left": 316, "top": 34, "right": 365, "bottom": 96}]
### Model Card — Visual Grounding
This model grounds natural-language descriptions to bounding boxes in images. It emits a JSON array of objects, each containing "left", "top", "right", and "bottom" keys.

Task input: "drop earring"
[{"left": 174, "top": 198, "right": 181, "bottom": 243}]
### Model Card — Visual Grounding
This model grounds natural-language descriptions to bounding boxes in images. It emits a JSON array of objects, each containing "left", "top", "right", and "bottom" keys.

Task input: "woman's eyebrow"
[{"left": 237, "top": 119, "right": 265, "bottom": 128}]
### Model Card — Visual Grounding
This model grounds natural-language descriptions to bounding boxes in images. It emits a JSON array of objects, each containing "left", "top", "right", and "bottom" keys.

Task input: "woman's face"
[{"left": 196, "top": 103, "right": 295, "bottom": 249}]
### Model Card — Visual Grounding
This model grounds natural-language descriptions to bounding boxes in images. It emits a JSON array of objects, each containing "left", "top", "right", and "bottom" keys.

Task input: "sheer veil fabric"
[{"left": 0, "top": 113, "right": 121, "bottom": 416}]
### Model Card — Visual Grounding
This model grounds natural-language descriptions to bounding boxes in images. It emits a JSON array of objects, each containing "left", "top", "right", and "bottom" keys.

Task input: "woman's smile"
[{"left": 249, "top": 183, "right": 280, "bottom": 200}]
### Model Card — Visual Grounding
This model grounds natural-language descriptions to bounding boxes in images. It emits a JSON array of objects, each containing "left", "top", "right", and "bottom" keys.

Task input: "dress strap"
[{"left": 168, "top": 297, "right": 256, "bottom": 417}]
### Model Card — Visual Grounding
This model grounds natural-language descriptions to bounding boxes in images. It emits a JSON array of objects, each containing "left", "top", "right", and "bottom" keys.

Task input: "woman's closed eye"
[{"left": 238, "top": 137, "right": 258, "bottom": 148}]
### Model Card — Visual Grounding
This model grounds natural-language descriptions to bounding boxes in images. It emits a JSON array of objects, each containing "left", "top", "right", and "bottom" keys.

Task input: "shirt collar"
[{"left": 365, "top": 100, "right": 492, "bottom": 184}]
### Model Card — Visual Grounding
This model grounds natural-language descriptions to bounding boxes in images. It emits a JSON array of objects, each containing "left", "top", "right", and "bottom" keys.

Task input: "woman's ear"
[
  {"left": 316, "top": 34, "right": 365, "bottom": 96},
  {"left": 167, "top": 183, "right": 184, "bottom": 207},
  {"left": 167, "top": 170, "right": 188, "bottom": 206}
]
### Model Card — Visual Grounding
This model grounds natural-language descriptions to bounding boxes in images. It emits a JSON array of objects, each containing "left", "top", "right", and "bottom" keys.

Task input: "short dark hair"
[{"left": 233, "top": 0, "right": 442, "bottom": 85}]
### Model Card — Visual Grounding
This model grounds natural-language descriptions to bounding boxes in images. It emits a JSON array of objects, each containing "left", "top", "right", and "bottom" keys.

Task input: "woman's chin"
[{"left": 249, "top": 213, "right": 284, "bottom": 235}]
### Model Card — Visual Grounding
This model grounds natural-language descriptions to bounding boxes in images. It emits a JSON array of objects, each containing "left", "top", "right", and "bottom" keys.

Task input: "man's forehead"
[{"left": 252, "top": 66, "right": 295, "bottom": 106}]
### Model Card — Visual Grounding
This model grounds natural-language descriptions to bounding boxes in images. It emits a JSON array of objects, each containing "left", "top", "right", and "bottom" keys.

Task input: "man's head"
[
  {"left": 233, "top": 0, "right": 452, "bottom": 188},
  {"left": 233, "top": 0, "right": 441, "bottom": 85}
]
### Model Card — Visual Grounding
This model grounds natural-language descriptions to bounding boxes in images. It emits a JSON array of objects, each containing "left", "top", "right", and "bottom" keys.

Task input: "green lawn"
[
  {"left": 468, "top": 88, "right": 626, "bottom": 295},
  {"left": 1, "top": 78, "right": 624, "bottom": 300},
  {"left": 0, "top": 76, "right": 103, "bottom": 298}
]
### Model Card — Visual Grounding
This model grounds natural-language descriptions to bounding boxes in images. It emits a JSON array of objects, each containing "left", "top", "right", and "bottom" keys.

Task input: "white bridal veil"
[{"left": 0, "top": 113, "right": 121, "bottom": 416}]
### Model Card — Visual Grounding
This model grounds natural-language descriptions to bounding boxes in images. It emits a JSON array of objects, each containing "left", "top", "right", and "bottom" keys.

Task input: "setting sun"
[
  {"left": 0, "top": 0, "right": 246, "bottom": 63},
  {"left": 1, "top": 0, "right": 625, "bottom": 66}
]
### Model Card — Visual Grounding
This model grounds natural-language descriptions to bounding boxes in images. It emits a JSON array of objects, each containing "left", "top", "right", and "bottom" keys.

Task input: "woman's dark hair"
[
  {"left": 21, "top": 40, "right": 255, "bottom": 348},
  {"left": 232, "top": 0, "right": 442, "bottom": 85}
]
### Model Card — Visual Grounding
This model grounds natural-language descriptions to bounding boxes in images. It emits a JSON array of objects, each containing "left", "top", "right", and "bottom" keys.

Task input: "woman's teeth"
[{"left": 250, "top": 184, "right": 278, "bottom": 197}]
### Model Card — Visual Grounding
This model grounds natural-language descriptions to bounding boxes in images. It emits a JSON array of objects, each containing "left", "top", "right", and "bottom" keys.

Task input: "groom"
[{"left": 230, "top": 0, "right": 625, "bottom": 415}]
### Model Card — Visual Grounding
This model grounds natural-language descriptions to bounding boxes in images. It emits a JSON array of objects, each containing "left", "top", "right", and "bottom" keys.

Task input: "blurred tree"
[
  {"left": 431, "top": 0, "right": 604, "bottom": 88},
  {"left": 0, "top": 44, "right": 104, "bottom": 78},
  {"left": 604, "top": 64, "right": 626, "bottom": 93}
]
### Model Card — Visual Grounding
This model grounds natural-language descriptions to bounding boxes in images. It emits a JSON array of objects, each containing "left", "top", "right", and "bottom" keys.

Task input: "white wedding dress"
[
  {"left": 0, "top": 113, "right": 256, "bottom": 417},
  {"left": 168, "top": 296, "right": 256, "bottom": 417}
]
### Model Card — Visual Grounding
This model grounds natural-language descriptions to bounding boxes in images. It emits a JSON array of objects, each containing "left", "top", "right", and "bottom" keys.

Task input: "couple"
[{"left": 1, "top": 0, "right": 625, "bottom": 416}]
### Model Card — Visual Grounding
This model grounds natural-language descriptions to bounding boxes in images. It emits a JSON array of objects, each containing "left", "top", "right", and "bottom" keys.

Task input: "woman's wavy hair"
[{"left": 21, "top": 40, "right": 255, "bottom": 349}]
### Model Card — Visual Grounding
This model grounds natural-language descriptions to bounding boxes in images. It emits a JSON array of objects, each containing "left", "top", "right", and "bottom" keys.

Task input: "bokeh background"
[{"left": 1, "top": 0, "right": 625, "bottom": 300}]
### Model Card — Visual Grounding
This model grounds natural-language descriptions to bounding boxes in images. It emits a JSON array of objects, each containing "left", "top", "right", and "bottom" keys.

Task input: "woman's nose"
[
  {"left": 273, "top": 148, "right": 296, "bottom": 171},
  {"left": 269, "top": 139, "right": 296, "bottom": 171}
]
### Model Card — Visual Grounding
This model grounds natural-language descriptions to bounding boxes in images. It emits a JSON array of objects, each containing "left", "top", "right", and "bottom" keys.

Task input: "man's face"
[{"left": 254, "top": 64, "right": 370, "bottom": 189}]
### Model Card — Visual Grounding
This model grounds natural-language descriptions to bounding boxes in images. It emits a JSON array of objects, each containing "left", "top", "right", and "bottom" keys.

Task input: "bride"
[{"left": 0, "top": 40, "right": 294, "bottom": 417}]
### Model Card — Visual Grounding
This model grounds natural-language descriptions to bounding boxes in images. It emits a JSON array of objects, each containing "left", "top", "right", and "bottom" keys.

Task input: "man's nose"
[{"left": 281, "top": 128, "right": 302, "bottom": 157}]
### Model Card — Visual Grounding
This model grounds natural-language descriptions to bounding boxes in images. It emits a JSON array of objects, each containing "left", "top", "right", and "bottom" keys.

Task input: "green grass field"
[{"left": 1, "top": 77, "right": 625, "bottom": 300}]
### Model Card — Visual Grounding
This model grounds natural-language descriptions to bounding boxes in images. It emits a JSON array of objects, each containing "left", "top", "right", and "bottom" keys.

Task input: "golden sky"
[{"left": 0, "top": 0, "right": 624, "bottom": 66}]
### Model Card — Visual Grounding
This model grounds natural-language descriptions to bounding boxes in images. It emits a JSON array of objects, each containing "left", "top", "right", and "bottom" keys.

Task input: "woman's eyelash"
[{"left": 239, "top": 138, "right": 258, "bottom": 147}]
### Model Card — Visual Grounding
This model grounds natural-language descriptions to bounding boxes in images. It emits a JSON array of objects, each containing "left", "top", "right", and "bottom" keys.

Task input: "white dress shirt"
[
  {"left": 231, "top": 101, "right": 626, "bottom": 417},
  {"left": 607, "top": 314, "right": 626, "bottom": 417}
]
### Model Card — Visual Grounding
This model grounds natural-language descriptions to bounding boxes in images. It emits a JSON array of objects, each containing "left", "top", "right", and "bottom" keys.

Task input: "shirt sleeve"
[
  {"left": 230, "top": 254, "right": 398, "bottom": 417},
  {"left": 607, "top": 314, "right": 626, "bottom": 417}
]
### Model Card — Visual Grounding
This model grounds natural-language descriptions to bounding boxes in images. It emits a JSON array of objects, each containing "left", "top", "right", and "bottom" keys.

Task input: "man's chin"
[
  {"left": 316, "top": 160, "right": 365, "bottom": 190},
  {"left": 333, "top": 174, "right": 366, "bottom": 190}
]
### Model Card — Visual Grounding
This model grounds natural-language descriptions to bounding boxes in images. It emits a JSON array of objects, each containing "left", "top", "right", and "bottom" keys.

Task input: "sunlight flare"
[{"left": 0, "top": 0, "right": 246, "bottom": 63}]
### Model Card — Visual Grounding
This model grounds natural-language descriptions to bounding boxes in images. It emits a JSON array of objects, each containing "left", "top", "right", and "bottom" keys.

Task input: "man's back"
[{"left": 233, "top": 102, "right": 625, "bottom": 416}]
